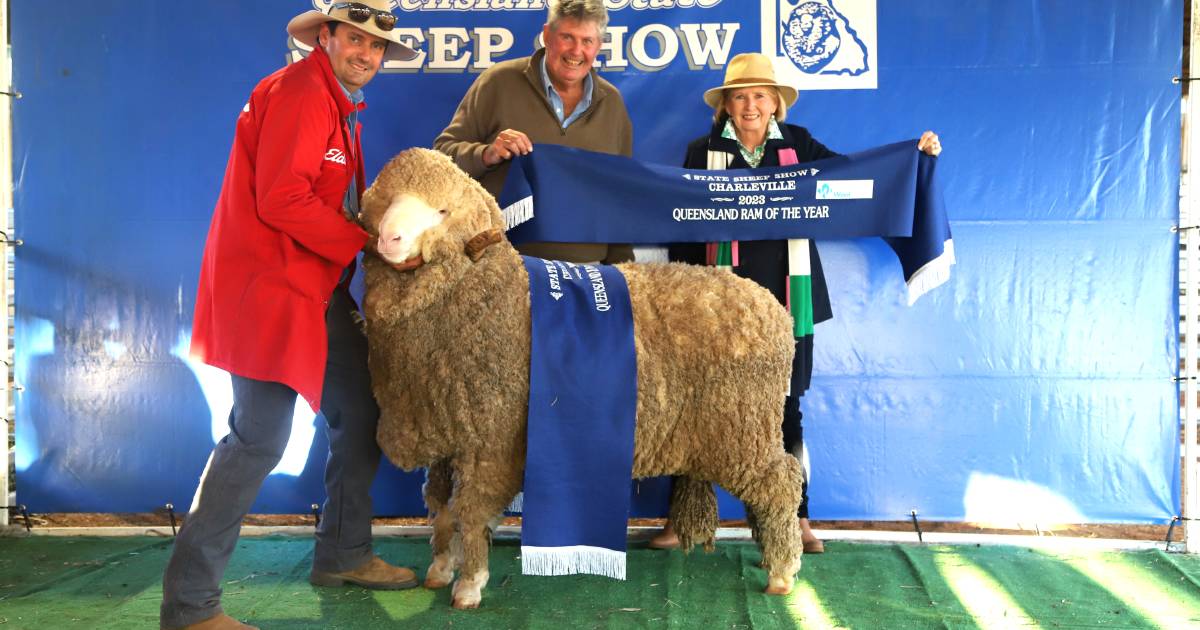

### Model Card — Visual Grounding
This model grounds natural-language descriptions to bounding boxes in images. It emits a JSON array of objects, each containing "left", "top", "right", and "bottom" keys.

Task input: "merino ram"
[{"left": 359, "top": 148, "right": 805, "bottom": 609}]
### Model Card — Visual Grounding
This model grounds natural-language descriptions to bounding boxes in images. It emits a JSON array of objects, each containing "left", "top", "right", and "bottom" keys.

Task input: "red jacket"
[{"left": 191, "top": 47, "right": 371, "bottom": 411}]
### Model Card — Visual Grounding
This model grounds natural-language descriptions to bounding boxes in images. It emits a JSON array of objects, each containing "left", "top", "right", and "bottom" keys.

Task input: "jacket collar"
[{"left": 307, "top": 46, "right": 367, "bottom": 118}]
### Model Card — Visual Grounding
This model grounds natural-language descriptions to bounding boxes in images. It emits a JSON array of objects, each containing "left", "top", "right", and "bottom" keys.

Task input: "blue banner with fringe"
[
  {"left": 500, "top": 141, "right": 953, "bottom": 304},
  {"left": 520, "top": 257, "right": 637, "bottom": 579}
]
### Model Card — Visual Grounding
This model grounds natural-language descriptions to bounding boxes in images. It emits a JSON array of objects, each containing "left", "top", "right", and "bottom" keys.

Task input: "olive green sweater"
[{"left": 434, "top": 48, "right": 634, "bottom": 263}]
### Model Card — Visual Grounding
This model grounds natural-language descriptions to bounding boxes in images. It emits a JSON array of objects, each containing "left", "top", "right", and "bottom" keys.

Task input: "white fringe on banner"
[
  {"left": 521, "top": 545, "right": 627, "bottom": 580},
  {"left": 505, "top": 492, "right": 523, "bottom": 514},
  {"left": 502, "top": 196, "right": 534, "bottom": 230},
  {"left": 905, "top": 239, "right": 956, "bottom": 305}
]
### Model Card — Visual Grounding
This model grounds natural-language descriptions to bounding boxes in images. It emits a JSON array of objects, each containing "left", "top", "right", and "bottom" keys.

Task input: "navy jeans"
[{"left": 160, "top": 288, "right": 381, "bottom": 629}]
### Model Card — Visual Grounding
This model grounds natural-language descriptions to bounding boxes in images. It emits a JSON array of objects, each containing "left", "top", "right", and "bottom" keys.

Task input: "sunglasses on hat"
[{"left": 330, "top": 2, "right": 397, "bottom": 31}]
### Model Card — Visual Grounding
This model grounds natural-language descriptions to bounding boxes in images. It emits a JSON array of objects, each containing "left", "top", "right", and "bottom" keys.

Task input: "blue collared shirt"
[
  {"left": 540, "top": 56, "right": 593, "bottom": 128},
  {"left": 337, "top": 81, "right": 365, "bottom": 218},
  {"left": 335, "top": 82, "right": 365, "bottom": 287}
]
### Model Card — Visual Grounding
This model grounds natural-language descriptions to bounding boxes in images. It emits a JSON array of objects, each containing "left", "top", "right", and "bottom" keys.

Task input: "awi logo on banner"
[{"left": 760, "top": 0, "right": 877, "bottom": 90}]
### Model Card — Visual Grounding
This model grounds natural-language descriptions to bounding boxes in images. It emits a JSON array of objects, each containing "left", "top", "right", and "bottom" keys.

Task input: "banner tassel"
[
  {"left": 502, "top": 196, "right": 534, "bottom": 230},
  {"left": 521, "top": 545, "right": 627, "bottom": 580},
  {"left": 905, "top": 239, "right": 956, "bottom": 305},
  {"left": 505, "top": 492, "right": 523, "bottom": 514}
]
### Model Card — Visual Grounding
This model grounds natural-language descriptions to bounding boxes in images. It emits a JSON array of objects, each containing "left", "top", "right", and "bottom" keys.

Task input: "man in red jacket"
[{"left": 160, "top": 3, "right": 418, "bottom": 629}]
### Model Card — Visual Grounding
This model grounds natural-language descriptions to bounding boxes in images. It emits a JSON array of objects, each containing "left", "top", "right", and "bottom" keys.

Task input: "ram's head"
[{"left": 361, "top": 148, "right": 505, "bottom": 270}]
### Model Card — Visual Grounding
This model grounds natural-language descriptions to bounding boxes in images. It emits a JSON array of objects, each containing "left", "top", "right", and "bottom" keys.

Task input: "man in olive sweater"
[{"left": 433, "top": 0, "right": 634, "bottom": 264}]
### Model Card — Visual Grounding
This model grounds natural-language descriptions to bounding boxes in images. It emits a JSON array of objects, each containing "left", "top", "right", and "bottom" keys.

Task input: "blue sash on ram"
[
  {"left": 500, "top": 140, "right": 954, "bottom": 304},
  {"left": 520, "top": 256, "right": 637, "bottom": 579}
]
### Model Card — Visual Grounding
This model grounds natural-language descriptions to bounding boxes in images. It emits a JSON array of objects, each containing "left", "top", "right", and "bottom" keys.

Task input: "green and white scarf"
[{"left": 706, "top": 127, "right": 813, "bottom": 339}]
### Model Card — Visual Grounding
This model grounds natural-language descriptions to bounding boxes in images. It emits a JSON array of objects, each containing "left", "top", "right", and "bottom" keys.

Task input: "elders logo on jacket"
[
  {"left": 760, "top": 0, "right": 878, "bottom": 90},
  {"left": 324, "top": 149, "right": 347, "bottom": 165}
]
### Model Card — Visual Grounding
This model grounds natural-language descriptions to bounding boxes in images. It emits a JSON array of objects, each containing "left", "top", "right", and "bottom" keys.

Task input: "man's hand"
[
  {"left": 917, "top": 130, "right": 942, "bottom": 157},
  {"left": 482, "top": 128, "right": 533, "bottom": 166}
]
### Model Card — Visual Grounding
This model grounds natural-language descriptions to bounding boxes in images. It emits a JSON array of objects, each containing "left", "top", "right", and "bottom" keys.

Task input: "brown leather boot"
[
  {"left": 173, "top": 613, "right": 258, "bottom": 630},
  {"left": 800, "top": 518, "right": 825, "bottom": 554},
  {"left": 647, "top": 522, "right": 680, "bottom": 550},
  {"left": 310, "top": 555, "right": 419, "bottom": 590}
]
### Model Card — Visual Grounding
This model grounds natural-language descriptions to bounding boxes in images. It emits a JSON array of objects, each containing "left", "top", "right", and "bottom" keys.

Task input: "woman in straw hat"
[{"left": 650, "top": 53, "right": 942, "bottom": 554}]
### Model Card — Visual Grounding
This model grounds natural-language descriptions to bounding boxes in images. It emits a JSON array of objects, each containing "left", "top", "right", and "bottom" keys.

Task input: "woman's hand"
[{"left": 917, "top": 130, "right": 942, "bottom": 156}]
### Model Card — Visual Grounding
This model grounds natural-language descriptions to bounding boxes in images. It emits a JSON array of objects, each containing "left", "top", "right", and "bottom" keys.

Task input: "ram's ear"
[{"left": 464, "top": 229, "right": 503, "bottom": 261}]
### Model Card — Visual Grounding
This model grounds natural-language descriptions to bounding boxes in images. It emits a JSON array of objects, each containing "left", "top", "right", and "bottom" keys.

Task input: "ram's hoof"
[
  {"left": 424, "top": 555, "right": 456, "bottom": 589},
  {"left": 452, "top": 597, "right": 481, "bottom": 609},
  {"left": 451, "top": 574, "right": 485, "bottom": 609},
  {"left": 764, "top": 574, "right": 794, "bottom": 595},
  {"left": 424, "top": 576, "right": 451, "bottom": 589}
]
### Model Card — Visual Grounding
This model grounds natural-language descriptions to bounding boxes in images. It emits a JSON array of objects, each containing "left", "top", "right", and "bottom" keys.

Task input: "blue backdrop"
[{"left": 10, "top": 0, "right": 1182, "bottom": 524}]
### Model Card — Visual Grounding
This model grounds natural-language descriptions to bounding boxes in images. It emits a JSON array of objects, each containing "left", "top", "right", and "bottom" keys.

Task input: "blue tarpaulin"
[{"left": 10, "top": 0, "right": 1181, "bottom": 523}]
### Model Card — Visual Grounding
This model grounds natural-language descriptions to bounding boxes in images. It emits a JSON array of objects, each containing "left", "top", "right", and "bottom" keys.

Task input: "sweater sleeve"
[
  {"left": 253, "top": 81, "right": 369, "bottom": 264},
  {"left": 433, "top": 75, "right": 494, "bottom": 179}
]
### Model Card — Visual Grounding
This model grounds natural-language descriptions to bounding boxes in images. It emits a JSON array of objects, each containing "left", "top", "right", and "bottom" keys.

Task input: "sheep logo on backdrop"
[{"left": 761, "top": 0, "right": 877, "bottom": 90}]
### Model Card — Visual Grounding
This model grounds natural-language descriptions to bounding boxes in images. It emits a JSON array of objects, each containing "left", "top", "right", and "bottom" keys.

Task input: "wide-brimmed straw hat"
[
  {"left": 287, "top": 0, "right": 418, "bottom": 63},
  {"left": 702, "top": 53, "right": 799, "bottom": 110}
]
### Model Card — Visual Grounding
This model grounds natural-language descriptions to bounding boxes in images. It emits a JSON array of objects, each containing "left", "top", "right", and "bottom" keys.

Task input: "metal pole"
[
  {"left": 1179, "top": 236, "right": 1191, "bottom": 553},
  {"left": 0, "top": 0, "right": 15, "bottom": 529},
  {"left": 1183, "top": 0, "right": 1200, "bottom": 554}
]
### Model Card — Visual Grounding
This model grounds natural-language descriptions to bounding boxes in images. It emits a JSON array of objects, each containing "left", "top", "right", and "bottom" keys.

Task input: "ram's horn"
[{"left": 465, "top": 228, "right": 503, "bottom": 262}]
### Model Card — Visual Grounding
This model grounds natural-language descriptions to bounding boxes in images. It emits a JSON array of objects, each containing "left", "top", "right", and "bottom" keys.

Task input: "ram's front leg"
[
  {"left": 423, "top": 459, "right": 458, "bottom": 589},
  {"left": 449, "top": 455, "right": 522, "bottom": 609}
]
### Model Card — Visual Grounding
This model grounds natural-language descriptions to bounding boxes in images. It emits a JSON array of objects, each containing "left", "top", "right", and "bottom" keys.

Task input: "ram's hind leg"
[
  {"left": 423, "top": 459, "right": 458, "bottom": 589},
  {"left": 449, "top": 457, "right": 522, "bottom": 609},
  {"left": 720, "top": 454, "right": 804, "bottom": 595}
]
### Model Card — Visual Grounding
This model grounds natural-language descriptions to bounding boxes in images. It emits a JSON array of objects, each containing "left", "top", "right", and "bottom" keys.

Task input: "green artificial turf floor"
[{"left": 1, "top": 535, "right": 1199, "bottom": 629}]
